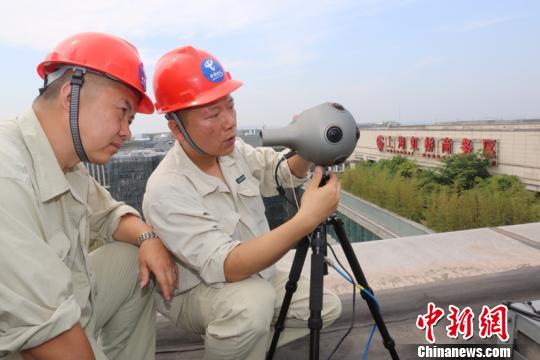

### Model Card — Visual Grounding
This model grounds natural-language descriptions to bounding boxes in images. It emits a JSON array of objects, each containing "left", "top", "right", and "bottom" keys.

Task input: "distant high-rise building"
[{"left": 107, "top": 152, "right": 166, "bottom": 215}]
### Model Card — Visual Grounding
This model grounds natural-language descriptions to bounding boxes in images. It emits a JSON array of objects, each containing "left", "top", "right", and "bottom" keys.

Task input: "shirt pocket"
[
  {"left": 46, "top": 230, "right": 72, "bottom": 263},
  {"left": 237, "top": 177, "right": 267, "bottom": 222},
  {"left": 220, "top": 211, "right": 240, "bottom": 236}
]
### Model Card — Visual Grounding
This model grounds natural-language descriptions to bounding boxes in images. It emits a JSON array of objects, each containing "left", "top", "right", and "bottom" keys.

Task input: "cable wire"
[
  {"left": 274, "top": 150, "right": 298, "bottom": 207},
  {"left": 325, "top": 249, "right": 381, "bottom": 360},
  {"left": 325, "top": 254, "right": 356, "bottom": 360},
  {"left": 285, "top": 159, "right": 300, "bottom": 209},
  {"left": 363, "top": 325, "right": 377, "bottom": 360}
]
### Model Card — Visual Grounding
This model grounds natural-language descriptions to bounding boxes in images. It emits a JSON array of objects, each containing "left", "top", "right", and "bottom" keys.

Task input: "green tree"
[
  {"left": 341, "top": 157, "right": 540, "bottom": 232},
  {"left": 438, "top": 152, "right": 490, "bottom": 191}
]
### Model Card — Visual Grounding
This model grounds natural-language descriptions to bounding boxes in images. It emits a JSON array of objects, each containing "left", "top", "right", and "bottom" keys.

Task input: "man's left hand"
[{"left": 138, "top": 238, "right": 178, "bottom": 301}]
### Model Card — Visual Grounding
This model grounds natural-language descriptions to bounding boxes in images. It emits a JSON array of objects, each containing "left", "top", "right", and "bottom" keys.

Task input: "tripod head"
[
  {"left": 260, "top": 102, "right": 360, "bottom": 166},
  {"left": 318, "top": 169, "right": 331, "bottom": 187}
]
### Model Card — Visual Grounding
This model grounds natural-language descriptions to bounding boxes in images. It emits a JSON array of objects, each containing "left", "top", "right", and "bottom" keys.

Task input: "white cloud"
[
  {"left": 0, "top": 0, "right": 414, "bottom": 50},
  {"left": 0, "top": 0, "right": 278, "bottom": 49},
  {"left": 0, "top": 0, "right": 363, "bottom": 50}
]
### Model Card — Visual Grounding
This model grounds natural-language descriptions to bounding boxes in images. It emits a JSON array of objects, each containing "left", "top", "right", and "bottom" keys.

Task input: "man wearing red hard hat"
[
  {"left": 0, "top": 33, "right": 178, "bottom": 359},
  {"left": 143, "top": 46, "right": 342, "bottom": 359}
]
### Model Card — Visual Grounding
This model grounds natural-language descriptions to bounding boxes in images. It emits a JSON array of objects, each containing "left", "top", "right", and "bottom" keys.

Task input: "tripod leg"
[
  {"left": 267, "top": 237, "right": 310, "bottom": 360},
  {"left": 309, "top": 225, "right": 328, "bottom": 360},
  {"left": 330, "top": 216, "right": 400, "bottom": 360}
]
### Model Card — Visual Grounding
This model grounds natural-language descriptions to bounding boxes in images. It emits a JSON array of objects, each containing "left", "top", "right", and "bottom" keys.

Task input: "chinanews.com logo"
[{"left": 415, "top": 302, "right": 511, "bottom": 358}]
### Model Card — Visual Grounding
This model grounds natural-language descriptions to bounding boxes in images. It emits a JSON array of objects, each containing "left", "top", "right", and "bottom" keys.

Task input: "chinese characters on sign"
[
  {"left": 376, "top": 135, "right": 384, "bottom": 152},
  {"left": 461, "top": 138, "right": 473, "bottom": 154},
  {"left": 410, "top": 136, "right": 419, "bottom": 151},
  {"left": 424, "top": 137, "right": 435, "bottom": 153},
  {"left": 375, "top": 135, "right": 498, "bottom": 165},
  {"left": 441, "top": 138, "right": 452, "bottom": 155},
  {"left": 387, "top": 136, "right": 394, "bottom": 149},
  {"left": 416, "top": 302, "right": 509, "bottom": 344},
  {"left": 398, "top": 136, "right": 406, "bottom": 150}
]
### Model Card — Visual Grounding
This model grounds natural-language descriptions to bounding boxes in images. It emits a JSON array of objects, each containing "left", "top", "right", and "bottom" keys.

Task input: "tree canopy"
[{"left": 341, "top": 153, "right": 540, "bottom": 232}]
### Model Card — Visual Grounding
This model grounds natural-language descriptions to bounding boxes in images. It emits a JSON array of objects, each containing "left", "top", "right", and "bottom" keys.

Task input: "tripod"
[{"left": 266, "top": 177, "right": 400, "bottom": 360}]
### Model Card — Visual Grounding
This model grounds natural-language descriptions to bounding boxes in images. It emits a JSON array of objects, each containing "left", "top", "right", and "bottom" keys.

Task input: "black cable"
[
  {"left": 327, "top": 242, "right": 352, "bottom": 290},
  {"left": 326, "top": 244, "right": 357, "bottom": 360},
  {"left": 274, "top": 150, "right": 298, "bottom": 207}
]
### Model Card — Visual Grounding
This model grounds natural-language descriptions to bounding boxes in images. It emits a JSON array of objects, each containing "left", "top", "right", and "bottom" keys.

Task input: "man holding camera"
[
  {"left": 0, "top": 33, "right": 178, "bottom": 359},
  {"left": 143, "top": 46, "right": 342, "bottom": 359}
]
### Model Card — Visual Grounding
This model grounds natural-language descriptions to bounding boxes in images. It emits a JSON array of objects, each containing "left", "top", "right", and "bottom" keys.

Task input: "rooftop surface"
[{"left": 156, "top": 222, "right": 540, "bottom": 359}]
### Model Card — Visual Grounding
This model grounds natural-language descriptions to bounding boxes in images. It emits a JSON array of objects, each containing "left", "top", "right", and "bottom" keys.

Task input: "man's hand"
[
  {"left": 113, "top": 214, "right": 178, "bottom": 301},
  {"left": 297, "top": 167, "right": 340, "bottom": 231},
  {"left": 138, "top": 238, "right": 178, "bottom": 301}
]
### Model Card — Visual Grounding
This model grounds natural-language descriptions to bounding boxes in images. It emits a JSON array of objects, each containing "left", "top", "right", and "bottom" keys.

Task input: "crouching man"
[
  {"left": 0, "top": 33, "right": 178, "bottom": 360},
  {"left": 143, "top": 46, "right": 342, "bottom": 359}
]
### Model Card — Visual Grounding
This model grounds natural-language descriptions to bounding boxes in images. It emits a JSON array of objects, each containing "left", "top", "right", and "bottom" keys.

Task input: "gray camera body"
[{"left": 261, "top": 102, "right": 360, "bottom": 166}]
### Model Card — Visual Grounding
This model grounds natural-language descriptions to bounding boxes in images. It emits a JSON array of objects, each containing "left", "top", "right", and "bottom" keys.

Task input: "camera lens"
[{"left": 326, "top": 126, "right": 343, "bottom": 143}]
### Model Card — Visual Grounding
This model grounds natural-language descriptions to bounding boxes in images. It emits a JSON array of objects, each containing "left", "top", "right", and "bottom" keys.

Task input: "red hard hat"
[
  {"left": 37, "top": 32, "right": 154, "bottom": 114},
  {"left": 153, "top": 46, "right": 242, "bottom": 114}
]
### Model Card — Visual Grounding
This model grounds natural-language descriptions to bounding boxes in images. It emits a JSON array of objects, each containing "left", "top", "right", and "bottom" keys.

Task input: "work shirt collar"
[
  {"left": 172, "top": 141, "right": 237, "bottom": 196},
  {"left": 17, "top": 108, "right": 80, "bottom": 203}
]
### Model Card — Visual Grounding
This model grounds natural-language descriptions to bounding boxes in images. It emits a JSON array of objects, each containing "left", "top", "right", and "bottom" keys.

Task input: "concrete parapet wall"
[{"left": 278, "top": 222, "right": 540, "bottom": 296}]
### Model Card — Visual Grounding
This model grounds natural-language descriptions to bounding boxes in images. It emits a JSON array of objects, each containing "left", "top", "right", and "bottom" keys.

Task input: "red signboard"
[{"left": 375, "top": 135, "right": 498, "bottom": 166}]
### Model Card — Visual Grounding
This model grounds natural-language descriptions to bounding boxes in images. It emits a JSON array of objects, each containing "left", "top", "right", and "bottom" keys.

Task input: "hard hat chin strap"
[
  {"left": 166, "top": 112, "right": 208, "bottom": 156},
  {"left": 40, "top": 66, "right": 91, "bottom": 163},
  {"left": 69, "top": 69, "right": 90, "bottom": 163}
]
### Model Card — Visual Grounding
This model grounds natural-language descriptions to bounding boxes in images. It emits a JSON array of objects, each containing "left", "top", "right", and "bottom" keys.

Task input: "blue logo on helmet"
[
  {"left": 139, "top": 63, "right": 147, "bottom": 91},
  {"left": 201, "top": 58, "right": 224, "bottom": 83}
]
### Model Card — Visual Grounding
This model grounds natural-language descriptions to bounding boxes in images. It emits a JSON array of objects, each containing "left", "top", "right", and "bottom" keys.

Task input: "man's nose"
[
  {"left": 119, "top": 119, "right": 132, "bottom": 141},
  {"left": 222, "top": 109, "right": 236, "bottom": 129}
]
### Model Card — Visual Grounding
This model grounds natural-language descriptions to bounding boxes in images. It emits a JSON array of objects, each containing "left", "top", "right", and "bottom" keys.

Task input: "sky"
[{"left": 1, "top": 0, "right": 539, "bottom": 136}]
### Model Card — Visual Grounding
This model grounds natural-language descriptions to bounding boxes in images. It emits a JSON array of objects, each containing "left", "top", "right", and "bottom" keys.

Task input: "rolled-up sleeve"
[
  {"left": 86, "top": 176, "right": 140, "bottom": 244},
  {"left": 0, "top": 178, "right": 81, "bottom": 354},
  {"left": 234, "top": 138, "right": 306, "bottom": 197},
  {"left": 143, "top": 177, "right": 241, "bottom": 285}
]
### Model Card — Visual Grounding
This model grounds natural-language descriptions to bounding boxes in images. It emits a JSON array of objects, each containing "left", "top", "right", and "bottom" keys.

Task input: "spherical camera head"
[{"left": 261, "top": 102, "right": 360, "bottom": 166}]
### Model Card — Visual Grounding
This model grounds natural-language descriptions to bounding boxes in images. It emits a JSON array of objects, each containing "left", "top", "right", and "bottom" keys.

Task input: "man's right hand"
[
  {"left": 223, "top": 166, "right": 341, "bottom": 283},
  {"left": 297, "top": 167, "right": 341, "bottom": 232},
  {"left": 22, "top": 323, "right": 94, "bottom": 360}
]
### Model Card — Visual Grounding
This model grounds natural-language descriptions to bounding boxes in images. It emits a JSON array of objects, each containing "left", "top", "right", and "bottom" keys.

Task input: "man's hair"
[
  {"left": 34, "top": 70, "right": 123, "bottom": 104},
  {"left": 35, "top": 70, "right": 73, "bottom": 102}
]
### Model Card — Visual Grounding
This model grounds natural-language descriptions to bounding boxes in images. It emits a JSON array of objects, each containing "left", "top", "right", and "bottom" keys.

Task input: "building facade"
[{"left": 352, "top": 120, "right": 540, "bottom": 191}]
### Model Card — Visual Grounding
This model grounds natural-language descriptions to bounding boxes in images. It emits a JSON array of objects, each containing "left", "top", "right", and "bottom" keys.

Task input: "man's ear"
[
  {"left": 59, "top": 82, "right": 72, "bottom": 111},
  {"left": 168, "top": 119, "right": 184, "bottom": 142}
]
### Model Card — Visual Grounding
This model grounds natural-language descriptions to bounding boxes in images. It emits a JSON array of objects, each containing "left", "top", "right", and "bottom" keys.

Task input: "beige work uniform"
[
  {"left": 143, "top": 139, "right": 342, "bottom": 359},
  {"left": 0, "top": 109, "right": 156, "bottom": 360}
]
